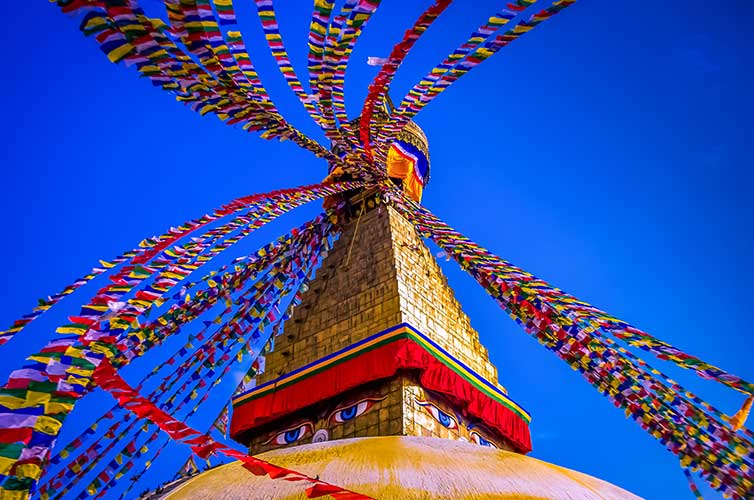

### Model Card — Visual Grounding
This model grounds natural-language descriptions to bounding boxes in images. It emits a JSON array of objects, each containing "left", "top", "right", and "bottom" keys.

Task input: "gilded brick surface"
[
  {"left": 238, "top": 197, "right": 512, "bottom": 454},
  {"left": 260, "top": 200, "right": 497, "bottom": 384}
]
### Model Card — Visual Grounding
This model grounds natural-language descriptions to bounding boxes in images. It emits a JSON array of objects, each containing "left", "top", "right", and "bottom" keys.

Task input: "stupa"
[{"left": 156, "top": 121, "right": 642, "bottom": 499}]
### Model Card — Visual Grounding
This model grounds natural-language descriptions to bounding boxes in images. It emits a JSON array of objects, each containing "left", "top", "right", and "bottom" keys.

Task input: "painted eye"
[
  {"left": 329, "top": 398, "right": 382, "bottom": 424},
  {"left": 265, "top": 423, "right": 312, "bottom": 445},
  {"left": 470, "top": 431, "right": 497, "bottom": 448},
  {"left": 418, "top": 401, "right": 458, "bottom": 430}
]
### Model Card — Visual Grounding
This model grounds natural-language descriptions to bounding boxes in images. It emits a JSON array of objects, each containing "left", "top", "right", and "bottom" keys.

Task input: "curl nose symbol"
[{"left": 312, "top": 429, "right": 330, "bottom": 443}]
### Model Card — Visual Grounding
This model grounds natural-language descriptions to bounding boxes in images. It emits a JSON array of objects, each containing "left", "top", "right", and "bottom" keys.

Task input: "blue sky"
[{"left": 2, "top": 1, "right": 753, "bottom": 499}]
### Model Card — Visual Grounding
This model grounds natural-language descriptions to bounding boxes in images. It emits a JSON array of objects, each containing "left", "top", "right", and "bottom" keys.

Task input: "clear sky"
[{"left": 2, "top": 1, "right": 753, "bottom": 499}]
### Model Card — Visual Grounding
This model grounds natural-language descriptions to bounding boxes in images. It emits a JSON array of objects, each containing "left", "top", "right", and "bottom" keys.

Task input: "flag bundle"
[
  {"left": 0, "top": 182, "right": 358, "bottom": 499},
  {"left": 376, "top": 0, "right": 577, "bottom": 159},
  {"left": 40, "top": 214, "right": 337, "bottom": 499}
]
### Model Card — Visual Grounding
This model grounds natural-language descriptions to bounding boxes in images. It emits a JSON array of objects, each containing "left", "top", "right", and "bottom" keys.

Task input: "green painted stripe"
[
  {"left": 233, "top": 327, "right": 530, "bottom": 423},
  {"left": 233, "top": 332, "right": 405, "bottom": 406}
]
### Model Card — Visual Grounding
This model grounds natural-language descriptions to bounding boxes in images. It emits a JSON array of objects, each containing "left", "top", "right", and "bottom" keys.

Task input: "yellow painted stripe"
[
  {"left": 234, "top": 327, "right": 409, "bottom": 403},
  {"left": 234, "top": 325, "right": 529, "bottom": 422}
]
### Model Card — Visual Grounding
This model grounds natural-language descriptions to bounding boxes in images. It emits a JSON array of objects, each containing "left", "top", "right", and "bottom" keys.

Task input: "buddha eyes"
[
  {"left": 265, "top": 397, "right": 385, "bottom": 446},
  {"left": 470, "top": 430, "right": 497, "bottom": 448},
  {"left": 266, "top": 422, "right": 313, "bottom": 445},
  {"left": 417, "top": 402, "right": 498, "bottom": 447},
  {"left": 418, "top": 401, "right": 458, "bottom": 430},
  {"left": 328, "top": 398, "right": 382, "bottom": 423}
]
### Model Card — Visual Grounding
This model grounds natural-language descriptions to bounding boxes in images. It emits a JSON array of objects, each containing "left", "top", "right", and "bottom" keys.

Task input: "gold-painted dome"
[{"left": 161, "top": 436, "right": 642, "bottom": 499}]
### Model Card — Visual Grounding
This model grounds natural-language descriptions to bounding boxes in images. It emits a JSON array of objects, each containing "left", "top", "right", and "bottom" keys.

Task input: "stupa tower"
[
  {"left": 230, "top": 187, "right": 531, "bottom": 455},
  {"left": 229, "top": 116, "right": 531, "bottom": 456},
  {"left": 161, "top": 121, "right": 641, "bottom": 500}
]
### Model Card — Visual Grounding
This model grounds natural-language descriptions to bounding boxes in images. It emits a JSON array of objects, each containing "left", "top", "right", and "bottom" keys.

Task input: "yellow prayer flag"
[
  {"left": 66, "top": 366, "right": 94, "bottom": 377},
  {"left": 0, "top": 487, "right": 30, "bottom": 500},
  {"left": 0, "top": 395, "right": 28, "bottom": 409},
  {"left": 14, "top": 462, "right": 42, "bottom": 479},
  {"left": 56, "top": 325, "right": 87, "bottom": 335},
  {"left": 25, "top": 391, "right": 52, "bottom": 406},
  {"left": 0, "top": 456, "right": 16, "bottom": 475},
  {"left": 34, "top": 415, "right": 63, "bottom": 435},
  {"left": 45, "top": 401, "right": 75, "bottom": 415}
]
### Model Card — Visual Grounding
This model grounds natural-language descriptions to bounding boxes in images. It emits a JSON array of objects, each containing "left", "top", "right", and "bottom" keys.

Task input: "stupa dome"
[{"left": 160, "top": 436, "right": 641, "bottom": 499}]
